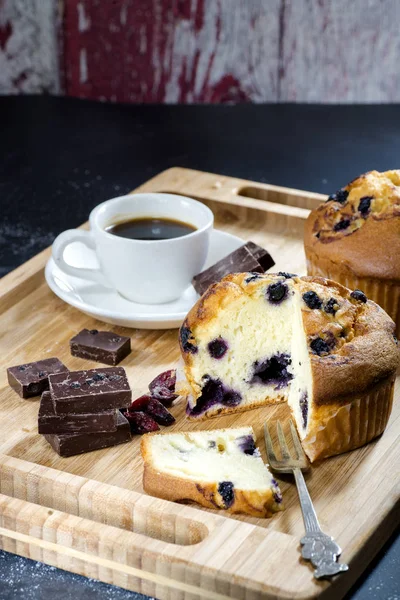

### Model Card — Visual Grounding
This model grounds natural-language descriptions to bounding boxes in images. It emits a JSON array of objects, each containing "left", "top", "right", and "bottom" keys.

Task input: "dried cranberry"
[
  {"left": 127, "top": 394, "right": 151, "bottom": 412},
  {"left": 146, "top": 398, "right": 175, "bottom": 426},
  {"left": 123, "top": 411, "right": 159, "bottom": 434},
  {"left": 149, "top": 369, "right": 178, "bottom": 406},
  {"left": 149, "top": 369, "right": 176, "bottom": 393}
]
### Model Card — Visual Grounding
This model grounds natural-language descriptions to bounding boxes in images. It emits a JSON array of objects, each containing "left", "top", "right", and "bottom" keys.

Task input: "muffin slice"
[{"left": 141, "top": 427, "right": 283, "bottom": 517}]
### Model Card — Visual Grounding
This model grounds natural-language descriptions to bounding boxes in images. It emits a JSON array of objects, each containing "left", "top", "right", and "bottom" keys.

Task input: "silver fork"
[{"left": 264, "top": 420, "right": 349, "bottom": 580}]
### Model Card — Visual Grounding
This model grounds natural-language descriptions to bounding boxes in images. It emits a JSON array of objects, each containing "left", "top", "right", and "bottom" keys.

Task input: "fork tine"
[
  {"left": 276, "top": 420, "right": 291, "bottom": 460},
  {"left": 289, "top": 420, "right": 305, "bottom": 460},
  {"left": 264, "top": 422, "right": 277, "bottom": 462}
]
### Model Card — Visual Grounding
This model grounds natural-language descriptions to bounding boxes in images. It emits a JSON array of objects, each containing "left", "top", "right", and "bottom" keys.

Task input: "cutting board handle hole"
[{"left": 238, "top": 186, "right": 319, "bottom": 211}]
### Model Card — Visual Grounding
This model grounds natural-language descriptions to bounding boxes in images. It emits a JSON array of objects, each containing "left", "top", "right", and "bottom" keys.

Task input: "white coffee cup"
[{"left": 52, "top": 193, "right": 213, "bottom": 304}]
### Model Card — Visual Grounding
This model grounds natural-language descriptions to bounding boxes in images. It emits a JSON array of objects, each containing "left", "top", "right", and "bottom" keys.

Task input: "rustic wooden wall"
[{"left": 1, "top": 0, "right": 400, "bottom": 103}]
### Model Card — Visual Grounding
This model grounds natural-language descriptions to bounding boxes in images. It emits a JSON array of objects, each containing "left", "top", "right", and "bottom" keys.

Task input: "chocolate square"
[
  {"left": 38, "top": 391, "right": 118, "bottom": 434},
  {"left": 7, "top": 357, "right": 69, "bottom": 399},
  {"left": 49, "top": 367, "right": 132, "bottom": 414},
  {"left": 44, "top": 411, "right": 131, "bottom": 457},
  {"left": 70, "top": 329, "right": 131, "bottom": 366},
  {"left": 245, "top": 242, "right": 275, "bottom": 272},
  {"left": 192, "top": 242, "right": 275, "bottom": 296}
]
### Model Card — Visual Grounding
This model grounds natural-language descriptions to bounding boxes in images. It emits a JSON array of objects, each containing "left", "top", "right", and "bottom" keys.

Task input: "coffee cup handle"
[{"left": 52, "top": 229, "right": 110, "bottom": 285}]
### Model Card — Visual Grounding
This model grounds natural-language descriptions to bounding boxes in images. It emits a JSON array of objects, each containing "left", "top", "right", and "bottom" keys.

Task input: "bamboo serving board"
[{"left": 0, "top": 167, "right": 399, "bottom": 600}]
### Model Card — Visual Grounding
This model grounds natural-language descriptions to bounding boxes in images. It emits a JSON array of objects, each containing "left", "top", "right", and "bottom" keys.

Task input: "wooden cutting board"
[{"left": 0, "top": 167, "right": 398, "bottom": 600}]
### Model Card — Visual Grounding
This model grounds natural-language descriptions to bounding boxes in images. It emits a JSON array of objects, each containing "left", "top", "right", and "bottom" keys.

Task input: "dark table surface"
[{"left": 0, "top": 96, "right": 399, "bottom": 599}]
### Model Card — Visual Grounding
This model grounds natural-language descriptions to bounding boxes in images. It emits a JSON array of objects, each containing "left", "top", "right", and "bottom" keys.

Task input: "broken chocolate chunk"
[
  {"left": 192, "top": 242, "right": 275, "bottom": 295},
  {"left": 49, "top": 367, "right": 131, "bottom": 414},
  {"left": 245, "top": 242, "right": 276, "bottom": 272},
  {"left": 44, "top": 411, "right": 131, "bottom": 457},
  {"left": 70, "top": 329, "right": 131, "bottom": 366},
  {"left": 7, "top": 357, "right": 68, "bottom": 399},
  {"left": 38, "top": 391, "right": 118, "bottom": 435}
]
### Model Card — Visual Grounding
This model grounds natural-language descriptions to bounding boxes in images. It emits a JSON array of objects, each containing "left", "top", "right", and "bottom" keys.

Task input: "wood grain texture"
[
  {"left": 279, "top": 0, "right": 400, "bottom": 103},
  {"left": 2, "top": 0, "right": 400, "bottom": 102},
  {"left": 63, "top": 0, "right": 280, "bottom": 103},
  {"left": 60, "top": 0, "right": 400, "bottom": 103},
  {"left": 0, "top": 167, "right": 399, "bottom": 599},
  {"left": 0, "top": 0, "right": 60, "bottom": 94}
]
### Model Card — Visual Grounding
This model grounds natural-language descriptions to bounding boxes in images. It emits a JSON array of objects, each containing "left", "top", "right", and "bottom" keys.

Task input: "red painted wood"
[{"left": 62, "top": 0, "right": 280, "bottom": 103}]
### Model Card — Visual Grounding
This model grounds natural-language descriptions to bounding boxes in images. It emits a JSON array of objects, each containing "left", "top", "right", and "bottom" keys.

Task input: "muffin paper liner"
[{"left": 302, "top": 375, "right": 395, "bottom": 462}]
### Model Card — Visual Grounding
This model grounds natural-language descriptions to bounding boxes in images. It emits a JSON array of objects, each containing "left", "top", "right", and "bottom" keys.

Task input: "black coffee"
[{"left": 105, "top": 217, "right": 196, "bottom": 240}]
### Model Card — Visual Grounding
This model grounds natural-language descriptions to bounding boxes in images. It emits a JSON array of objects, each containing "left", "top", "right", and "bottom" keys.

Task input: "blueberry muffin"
[
  {"left": 178, "top": 273, "right": 399, "bottom": 461},
  {"left": 141, "top": 426, "right": 283, "bottom": 517},
  {"left": 304, "top": 169, "right": 400, "bottom": 336}
]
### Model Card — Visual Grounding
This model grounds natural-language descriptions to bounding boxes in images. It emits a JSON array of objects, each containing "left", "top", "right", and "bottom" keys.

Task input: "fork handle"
[
  {"left": 293, "top": 467, "right": 321, "bottom": 533},
  {"left": 293, "top": 467, "right": 349, "bottom": 579}
]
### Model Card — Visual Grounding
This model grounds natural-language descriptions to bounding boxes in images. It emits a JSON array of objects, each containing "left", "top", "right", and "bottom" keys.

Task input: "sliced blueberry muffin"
[
  {"left": 141, "top": 426, "right": 283, "bottom": 517},
  {"left": 304, "top": 169, "right": 400, "bottom": 336},
  {"left": 178, "top": 273, "right": 399, "bottom": 461}
]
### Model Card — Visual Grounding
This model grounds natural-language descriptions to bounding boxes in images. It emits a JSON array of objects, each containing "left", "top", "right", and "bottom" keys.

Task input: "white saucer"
[{"left": 45, "top": 229, "right": 245, "bottom": 329}]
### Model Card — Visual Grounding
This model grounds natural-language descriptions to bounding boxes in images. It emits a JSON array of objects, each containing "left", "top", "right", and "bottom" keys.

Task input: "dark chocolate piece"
[
  {"left": 49, "top": 367, "right": 131, "bottom": 414},
  {"left": 44, "top": 411, "right": 131, "bottom": 457},
  {"left": 245, "top": 242, "right": 275, "bottom": 272},
  {"left": 192, "top": 242, "right": 275, "bottom": 296},
  {"left": 70, "top": 329, "right": 131, "bottom": 366},
  {"left": 7, "top": 357, "right": 68, "bottom": 399},
  {"left": 38, "top": 391, "right": 118, "bottom": 434}
]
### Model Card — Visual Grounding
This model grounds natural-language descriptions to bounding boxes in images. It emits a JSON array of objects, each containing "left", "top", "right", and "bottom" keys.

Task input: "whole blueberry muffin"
[
  {"left": 304, "top": 169, "right": 400, "bottom": 336},
  {"left": 178, "top": 273, "right": 399, "bottom": 461}
]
